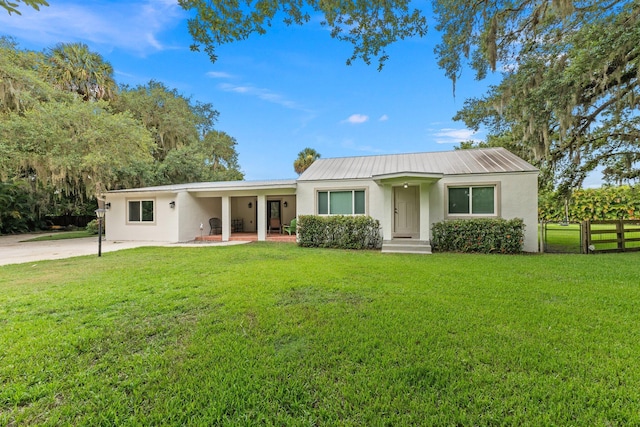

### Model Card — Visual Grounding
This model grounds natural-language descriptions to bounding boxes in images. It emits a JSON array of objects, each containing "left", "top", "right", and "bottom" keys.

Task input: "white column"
[
  {"left": 382, "top": 184, "right": 393, "bottom": 241},
  {"left": 257, "top": 194, "right": 267, "bottom": 241},
  {"left": 221, "top": 196, "right": 231, "bottom": 242},
  {"left": 420, "top": 183, "right": 431, "bottom": 241}
]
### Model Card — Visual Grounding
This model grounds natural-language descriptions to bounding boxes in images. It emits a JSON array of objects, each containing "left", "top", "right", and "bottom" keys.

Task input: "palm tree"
[
  {"left": 293, "top": 147, "right": 321, "bottom": 175},
  {"left": 43, "top": 43, "right": 116, "bottom": 101}
]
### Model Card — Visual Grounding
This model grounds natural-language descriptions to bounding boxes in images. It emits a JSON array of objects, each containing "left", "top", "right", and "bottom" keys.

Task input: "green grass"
[
  {"left": 543, "top": 222, "right": 640, "bottom": 253},
  {"left": 20, "top": 230, "right": 94, "bottom": 242},
  {"left": 542, "top": 223, "right": 583, "bottom": 253},
  {"left": 1, "top": 244, "right": 640, "bottom": 425}
]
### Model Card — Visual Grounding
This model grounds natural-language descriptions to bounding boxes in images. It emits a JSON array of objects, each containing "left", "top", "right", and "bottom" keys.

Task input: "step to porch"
[{"left": 381, "top": 239, "right": 432, "bottom": 255}]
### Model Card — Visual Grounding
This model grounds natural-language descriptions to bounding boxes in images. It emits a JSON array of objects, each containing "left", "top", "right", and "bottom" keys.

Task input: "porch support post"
[
  {"left": 221, "top": 195, "right": 231, "bottom": 242},
  {"left": 419, "top": 183, "right": 430, "bottom": 241},
  {"left": 257, "top": 194, "right": 267, "bottom": 241},
  {"left": 382, "top": 184, "right": 393, "bottom": 241}
]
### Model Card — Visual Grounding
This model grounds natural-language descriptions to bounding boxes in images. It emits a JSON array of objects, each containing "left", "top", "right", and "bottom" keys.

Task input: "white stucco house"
[{"left": 105, "top": 147, "right": 539, "bottom": 253}]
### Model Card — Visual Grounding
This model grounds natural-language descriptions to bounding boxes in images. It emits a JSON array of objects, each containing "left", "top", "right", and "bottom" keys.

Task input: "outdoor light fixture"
[
  {"left": 403, "top": 182, "right": 409, "bottom": 189},
  {"left": 95, "top": 208, "right": 106, "bottom": 257},
  {"left": 169, "top": 201, "right": 176, "bottom": 209},
  {"left": 283, "top": 201, "right": 288, "bottom": 208},
  {"left": 105, "top": 202, "right": 111, "bottom": 210},
  {"left": 248, "top": 202, "right": 253, "bottom": 208}
]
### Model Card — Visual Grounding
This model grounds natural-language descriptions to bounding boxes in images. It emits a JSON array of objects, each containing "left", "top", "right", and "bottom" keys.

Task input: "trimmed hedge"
[
  {"left": 431, "top": 218, "right": 525, "bottom": 254},
  {"left": 297, "top": 215, "right": 382, "bottom": 249}
]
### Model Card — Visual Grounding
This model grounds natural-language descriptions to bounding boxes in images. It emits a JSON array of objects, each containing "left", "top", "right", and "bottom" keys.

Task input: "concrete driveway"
[{"left": 0, "top": 234, "right": 247, "bottom": 267}]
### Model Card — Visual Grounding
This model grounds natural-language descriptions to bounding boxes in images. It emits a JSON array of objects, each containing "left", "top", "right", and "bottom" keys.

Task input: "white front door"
[
  {"left": 394, "top": 186, "right": 419, "bottom": 238},
  {"left": 393, "top": 186, "right": 420, "bottom": 238}
]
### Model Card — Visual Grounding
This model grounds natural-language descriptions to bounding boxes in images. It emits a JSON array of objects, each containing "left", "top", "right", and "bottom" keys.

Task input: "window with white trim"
[
  {"left": 448, "top": 185, "right": 496, "bottom": 215},
  {"left": 317, "top": 190, "right": 366, "bottom": 215},
  {"left": 128, "top": 200, "right": 154, "bottom": 222}
]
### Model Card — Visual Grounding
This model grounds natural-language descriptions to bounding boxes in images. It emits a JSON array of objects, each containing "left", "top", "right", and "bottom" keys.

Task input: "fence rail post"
[
  {"left": 617, "top": 219, "right": 625, "bottom": 251},
  {"left": 582, "top": 220, "right": 590, "bottom": 254}
]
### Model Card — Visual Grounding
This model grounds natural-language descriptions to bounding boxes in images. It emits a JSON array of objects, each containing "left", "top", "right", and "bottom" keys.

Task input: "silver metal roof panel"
[{"left": 298, "top": 148, "right": 537, "bottom": 181}]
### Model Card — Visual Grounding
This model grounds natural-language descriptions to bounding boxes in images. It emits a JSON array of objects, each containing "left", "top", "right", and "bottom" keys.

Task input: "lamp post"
[{"left": 95, "top": 208, "right": 106, "bottom": 257}]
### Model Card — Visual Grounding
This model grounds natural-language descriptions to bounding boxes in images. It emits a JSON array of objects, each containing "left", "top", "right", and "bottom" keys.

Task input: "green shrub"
[
  {"left": 431, "top": 218, "right": 525, "bottom": 254},
  {"left": 85, "top": 219, "right": 104, "bottom": 235},
  {"left": 297, "top": 215, "right": 382, "bottom": 249},
  {"left": 0, "top": 181, "right": 42, "bottom": 235}
]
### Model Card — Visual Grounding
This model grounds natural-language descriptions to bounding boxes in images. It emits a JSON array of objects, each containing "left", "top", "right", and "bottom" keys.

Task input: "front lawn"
[{"left": 1, "top": 244, "right": 639, "bottom": 425}]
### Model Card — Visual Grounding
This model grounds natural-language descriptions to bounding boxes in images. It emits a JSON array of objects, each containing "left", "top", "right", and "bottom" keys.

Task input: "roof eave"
[
  {"left": 107, "top": 180, "right": 297, "bottom": 195},
  {"left": 373, "top": 171, "right": 444, "bottom": 185}
]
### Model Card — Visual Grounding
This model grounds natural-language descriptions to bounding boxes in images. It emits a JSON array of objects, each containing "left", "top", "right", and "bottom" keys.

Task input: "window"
[
  {"left": 128, "top": 200, "right": 154, "bottom": 222},
  {"left": 448, "top": 185, "right": 496, "bottom": 215},
  {"left": 317, "top": 190, "right": 366, "bottom": 215}
]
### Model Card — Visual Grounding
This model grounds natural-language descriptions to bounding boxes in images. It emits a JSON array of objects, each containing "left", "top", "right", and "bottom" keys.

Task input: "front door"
[
  {"left": 267, "top": 200, "right": 281, "bottom": 231},
  {"left": 394, "top": 186, "right": 419, "bottom": 238}
]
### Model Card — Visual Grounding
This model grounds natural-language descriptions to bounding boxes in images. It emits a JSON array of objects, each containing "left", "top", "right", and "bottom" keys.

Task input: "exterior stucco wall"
[
  {"left": 295, "top": 178, "right": 387, "bottom": 234},
  {"left": 232, "top": 196, "right": 256, "bottom": 232},
  {"left": 279, "top": 195, "right": 297, "bottom": 228},
  {"left": 429, "top": 171, "right": 539, "bottom": 252},
  {"left": 178, "top": 193, "right": 220, "bottom": 242},
  {"left": 105, "top": 191, "right": 178, "bottom": 242},
  {"left": 107, "top": 169, "right": 538, "bottom": 251},
  {"left": 299, "top": 171, "right": 539, "bottom": 252}
]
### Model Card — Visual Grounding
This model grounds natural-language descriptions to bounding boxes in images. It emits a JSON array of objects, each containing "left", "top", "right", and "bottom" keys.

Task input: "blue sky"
[{"left": 3, "top": 1, "right": 510, "bottom": 181}]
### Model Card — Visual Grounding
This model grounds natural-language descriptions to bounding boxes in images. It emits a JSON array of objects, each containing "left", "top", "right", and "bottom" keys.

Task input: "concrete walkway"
[{"left": 0, "top": 233, "right": 247, "bottom": 267}]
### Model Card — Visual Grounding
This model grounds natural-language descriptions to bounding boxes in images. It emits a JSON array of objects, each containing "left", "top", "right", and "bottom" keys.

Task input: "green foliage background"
[
  {"left": 539, "top": 186, "right": 640, "bottom": 222},
  {"left": 0, "top": 38, "right": 243, "bottom": 233}
]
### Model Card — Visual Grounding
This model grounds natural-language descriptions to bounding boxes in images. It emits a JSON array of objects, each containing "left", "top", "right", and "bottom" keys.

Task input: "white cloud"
[
  {"left": 432, "top": 128, "right": 481, "bottom": 144},
  {"left": 206, "top": 71, "right": 235, "bottom": 79},
  {"left": 342, "top": 139, "right": 384, "bottom": 153},
  {"left": 343, "top": 114, "right": 369, "bottom": 124},
  {"left": 221, "top": 84, "right": 250, "bottom": 94},
  {"left": 379, "top": 114, "right": 389, "bottom": 122},
  {"left": 218, "top": 83, "right": 306, "bottom": 111},
  {"left": 0, "top": 0, "right": 185, "bottom": 55}
]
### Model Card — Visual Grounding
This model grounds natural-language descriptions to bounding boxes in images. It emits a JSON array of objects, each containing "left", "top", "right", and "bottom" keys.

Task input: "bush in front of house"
[
  {"left": 85, "top": 219, "right": 104, "bottom": 235},
  {"left": 431, "top": 218, "right": 525, "bottom": 254},
  {"left": 297, "top": 215, "right": 382, "bottom": 249}
]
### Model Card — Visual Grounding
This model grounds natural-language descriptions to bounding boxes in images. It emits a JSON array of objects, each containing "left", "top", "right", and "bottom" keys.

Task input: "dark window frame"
[
  {"left": 445, "top": 183, "right": 500, "bottom": 218},
  {"left": 127, "top": 199, "right": 155, "bottom": 223},
  {"left": 316, "top": 189, "right": 367, "bottom": 215}
]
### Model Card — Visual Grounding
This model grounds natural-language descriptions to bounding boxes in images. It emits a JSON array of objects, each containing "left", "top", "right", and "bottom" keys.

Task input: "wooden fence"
[{"left": 582, "top": 220, "right": 640, "bottom": 253}]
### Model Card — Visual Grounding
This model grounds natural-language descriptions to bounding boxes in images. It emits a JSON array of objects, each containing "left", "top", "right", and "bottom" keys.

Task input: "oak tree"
[
  {"left": 0, "top": 0, "right": 47, "bottom": 15},
  {"left": 178, "top": 0, "right": 427, "bottom": 69}
]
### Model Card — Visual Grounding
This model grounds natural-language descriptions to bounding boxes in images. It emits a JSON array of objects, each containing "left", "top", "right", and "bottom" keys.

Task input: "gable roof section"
[{"left": 298, "top": 147, "right": 538, "bottom": 181}]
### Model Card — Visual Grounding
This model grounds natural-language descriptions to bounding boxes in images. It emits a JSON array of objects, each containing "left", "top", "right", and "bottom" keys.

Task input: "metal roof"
[
  {"left": 108, "top": 179, "right": 297, "bottom": 194},
  {"left": 298, "top": 148, "right": 538, "bottom": 181},
  {"left": 108, "top": 148, "right": 537, "bottom": 194}
]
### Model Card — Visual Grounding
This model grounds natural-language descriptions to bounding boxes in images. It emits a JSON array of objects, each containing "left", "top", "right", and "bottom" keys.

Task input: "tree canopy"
[
  {"left": 4, "top": 0, "right": 639, "bottom": 204},
  {"left": 178, "top": 0, "right": 427, "bottom": 69},
  {"left": 43, "top": 43, "right": 117, "bottom": 102},
  {"left": 450, "top": 1, "right": 639, "bottom": 191},
  {"left": 179, "top": 0, "right": 639, "bottom": 191},
  {"left": 293, "top": 147, "right": 320, "bottom": 175},
  {"left": 0, "top": 0, "right": 47, "bottom": 15},
  {"left": 0, "top": 39, "right": 243, "bottom": 231}
]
